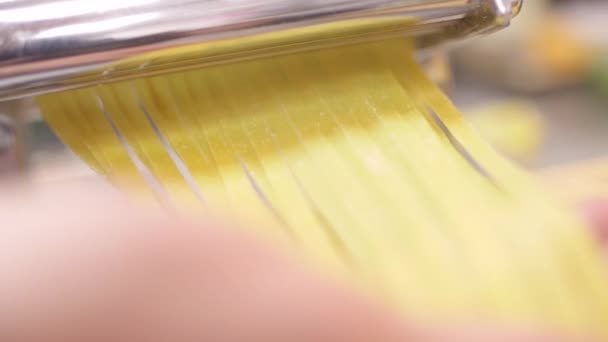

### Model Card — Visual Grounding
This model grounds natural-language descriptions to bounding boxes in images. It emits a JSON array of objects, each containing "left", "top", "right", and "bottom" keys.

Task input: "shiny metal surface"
[{"left": 0, "top": 0, "right": 522, "bottom": 100}]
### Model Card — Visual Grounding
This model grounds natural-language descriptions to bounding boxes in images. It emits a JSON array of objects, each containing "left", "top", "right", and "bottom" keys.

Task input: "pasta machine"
[
  {"left": 0, "top": 0, "right": 522, "bottom": 173},
  {"left": 0, "top": 0, "right": 522, "bottom": 101}
]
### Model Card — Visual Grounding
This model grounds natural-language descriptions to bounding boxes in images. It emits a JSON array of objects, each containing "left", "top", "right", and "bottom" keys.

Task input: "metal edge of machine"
[{"left": 0, "top": 0, "right": 522, "bottom": 101}]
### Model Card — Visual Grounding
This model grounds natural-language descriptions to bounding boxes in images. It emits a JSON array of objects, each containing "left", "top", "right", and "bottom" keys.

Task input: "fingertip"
[{"left": 581, "top": 198, "right": 608, "bottom": 245}]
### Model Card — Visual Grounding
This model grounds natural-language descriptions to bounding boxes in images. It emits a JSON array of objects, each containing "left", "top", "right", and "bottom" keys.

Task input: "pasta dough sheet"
[{"left": 38, "top": 39, "right": 608, "bottom": 339}]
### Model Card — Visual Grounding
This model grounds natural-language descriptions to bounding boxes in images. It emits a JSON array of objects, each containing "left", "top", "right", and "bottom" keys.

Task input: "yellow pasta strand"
[{"left": 38, "top": 39, "right": 608, "bottom": 338}]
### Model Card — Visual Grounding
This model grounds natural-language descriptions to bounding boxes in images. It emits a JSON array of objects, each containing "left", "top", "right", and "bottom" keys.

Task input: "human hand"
[{"left": 1, "top": 181, "right": 603, "bottom": 342}]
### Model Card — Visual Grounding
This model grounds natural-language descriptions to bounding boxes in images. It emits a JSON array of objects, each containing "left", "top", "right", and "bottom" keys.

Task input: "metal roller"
[{"left": 0, "top": 0, "right": 522, "bottom": 100}]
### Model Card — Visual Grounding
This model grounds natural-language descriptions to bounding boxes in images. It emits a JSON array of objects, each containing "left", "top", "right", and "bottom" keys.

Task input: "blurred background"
[
  {"left": 0, "top": 0, "right": 606, "bottom": 189},
  {"left": 451, "top": 0, "right": 608, "bottom": 169}
]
